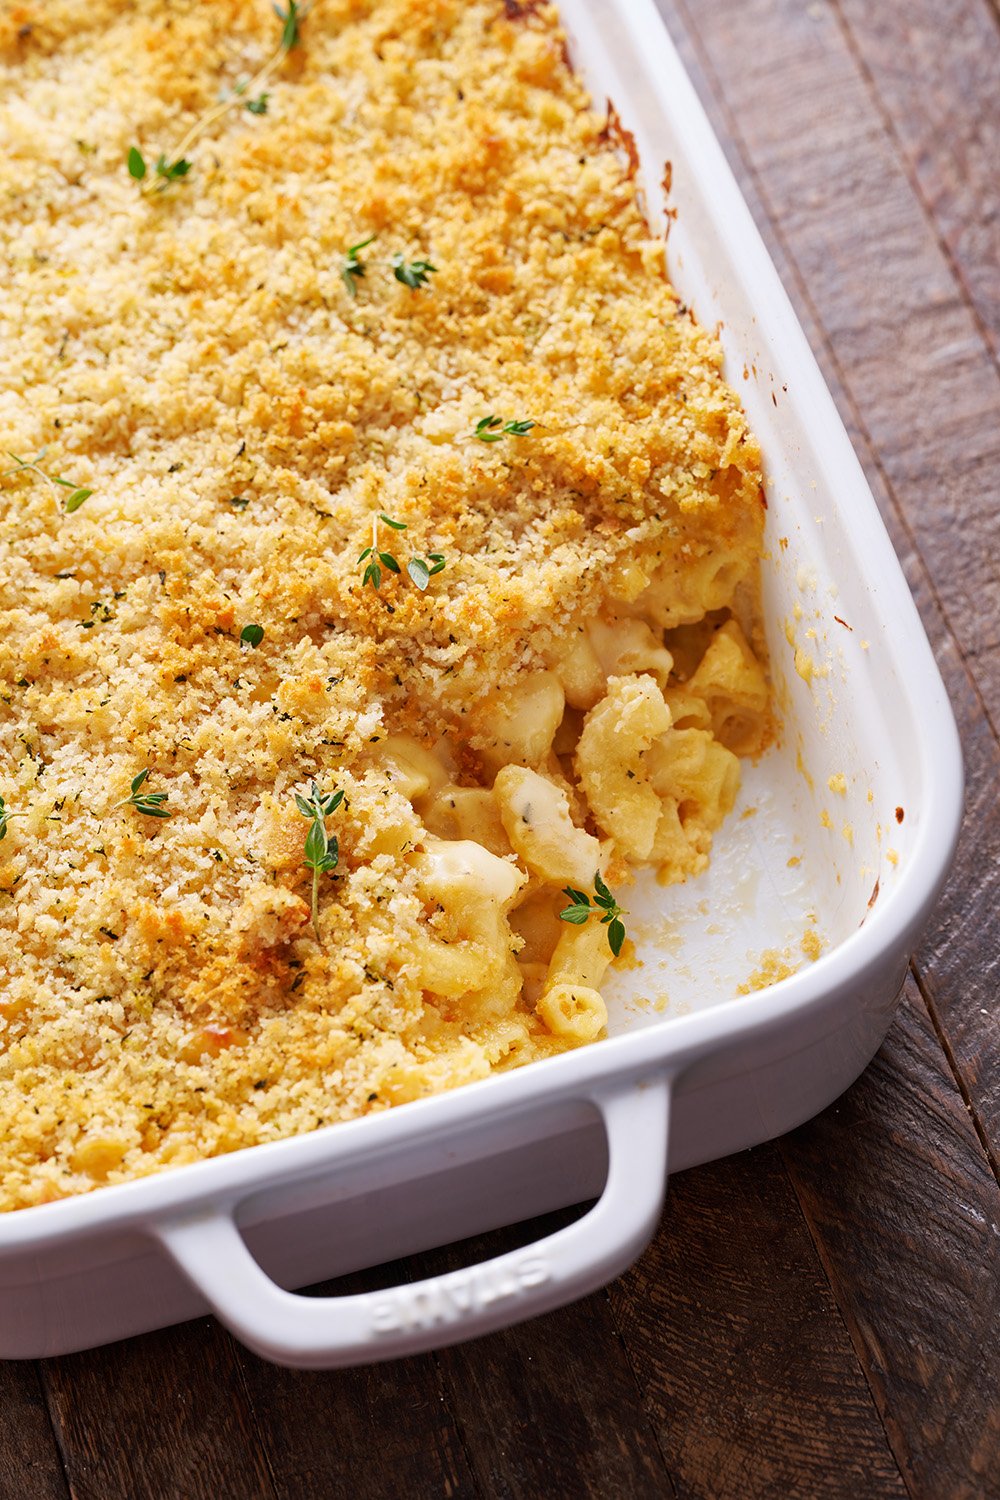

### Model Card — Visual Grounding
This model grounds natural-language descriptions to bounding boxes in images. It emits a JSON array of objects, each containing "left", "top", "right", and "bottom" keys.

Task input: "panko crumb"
[{"left": 0, "top": 0, "right": 766, "bottom": 1210}]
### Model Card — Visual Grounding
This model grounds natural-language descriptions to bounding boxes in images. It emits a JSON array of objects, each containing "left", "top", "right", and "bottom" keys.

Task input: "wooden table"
[{"left": 6, "top": 2, "right": 999, "bottom": 1495}]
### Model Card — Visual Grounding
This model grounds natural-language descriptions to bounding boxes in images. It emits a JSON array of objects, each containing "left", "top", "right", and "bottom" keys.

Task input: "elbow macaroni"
[
  {"left": 0, "top": 0, "right": 773, "bottom": 1208},
  {"left": 391, "top": 591, "right": 767, "bottom": 1051}
]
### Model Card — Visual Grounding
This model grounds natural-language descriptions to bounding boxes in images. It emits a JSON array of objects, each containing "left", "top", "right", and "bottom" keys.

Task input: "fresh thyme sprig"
[
  {"left": 559, "top": 872, "right": 627, "bottom": 958},
  {"left": 295, "top": 782, "right": 343, "bottom": 941},
  {"left": 340, "top": 235, "right": 438, "bottom": 296},
  {"left": 119, "top": 769, "right": 172, "bottom": 819},
  {"left": 3, "top": 450, "right": 92, "bottom": 513},
  {"left": 473, "top": 416, "right": 537, "bottom": 444},
  {"left": 391, "top": 252, "right": 438, "bottom": 290},
  {"left": 358, "top": 514, "right": 446, "bottom": 592},
  {"left": 358, "top": 512, "right": 405, "bottom": 590},
  {"left": 127, "top": 148, "right": 192, "bottom": 191},
  {"left": 274, "top": 0, "right": 307, "bottom": 50},
  {"left": 0, "top": 795, "right": 25, "bottom": 843},
  {"left": 130, "top": 0, "right": 310, "bottom": 196},
  {"left": 407, "top": 552, "right": 446, "bottom": 591},
  {"left": 342, "top": 234, "right": 377, "bottom": 296}
]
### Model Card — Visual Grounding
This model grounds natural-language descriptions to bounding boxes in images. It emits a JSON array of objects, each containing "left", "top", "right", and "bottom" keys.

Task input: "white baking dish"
[{"left": 0, "top": 0, "right": 962, "bottom": 1367}]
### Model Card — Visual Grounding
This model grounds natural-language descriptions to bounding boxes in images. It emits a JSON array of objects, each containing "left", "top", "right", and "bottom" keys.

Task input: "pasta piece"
[
  {"left": 663, "top": 686, "right": 713, "bottom": 733},
  {"left": 494, "top": 765, "right": 603, "bottom": 887},
  {"left": 586, "top": 613, "right": 674, "bottom": 690},
  {"left": 575, "top": 674, "right": 672, "bottom": 861},
  {"left": 409, "top": 841, "right": 524, "bottom": 1007},
  {"left": 688, "top": 620, "right": 770, "bottom": 755},
  {"left": 508, "top": 888, "right": 565, "bottom": 966},
  {"left": 648, "top": 728, "right": 740, "bottom": 880},
  {"left": 419, "top": 785, "right": 512, "bottom": 857},
  {"left": 630, "top": 546, "right": 752, "bottom": 629},
  {"left": 471, "top": 671, "right": 565, "bottom": 776},
  {"left": 537, "top": 983, "right": 607, "bottom": 1044},
  {"left": 545, "top": 914, "right": 614, "bottom": 992},
  {"left": 545, "top": 629, "right": 606, "bottom": 711},
  {"left": 366, "top": 734, "right": 450, "bottom": 802},
  {"left": 547, "top": 615, "right": 673, "bottom": 711}
]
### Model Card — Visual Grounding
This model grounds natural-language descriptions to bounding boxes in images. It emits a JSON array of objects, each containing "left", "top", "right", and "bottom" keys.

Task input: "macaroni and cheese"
[{"left": 0, "top": 0, "right": 769, "bottom": 1209}]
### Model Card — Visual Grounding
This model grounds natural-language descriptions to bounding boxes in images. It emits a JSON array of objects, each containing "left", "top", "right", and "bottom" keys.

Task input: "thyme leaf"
[
  {"left": 0, "top": 794, "right": 25, "bottom": 843},
  {"left": 273, "top": 0, "right": 307, "bottom": 52},
  {"left": 3, "top": 451, "right": 93, "bottom": 513},
  {"left": 391, "top": 253, "right": 437, "bottom": 290},
  {"left": 473, "top": 415, "right": 536, "bottom": 443},
  {"left": 120, "top": 769, "right": 172, "bottom": 819},
  {"left": 559, "top": 873, "right": 627, "bottom": 957},
  {"left": 342, "top": 234, "right": 377, "bottom": 296},
  {"left": 296, "top": 782, "right": 344, "bottom": 941}
]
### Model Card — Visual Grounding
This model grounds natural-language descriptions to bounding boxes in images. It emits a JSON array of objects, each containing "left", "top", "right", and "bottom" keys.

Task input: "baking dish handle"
[{"left": 152, "top": 1074, "right": 672, "bottom": 1368}]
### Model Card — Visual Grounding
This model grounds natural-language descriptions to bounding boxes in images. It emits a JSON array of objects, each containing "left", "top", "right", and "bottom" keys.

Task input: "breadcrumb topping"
[{"left": 0, "top": 0, "right": 764, "bottom": 1210}]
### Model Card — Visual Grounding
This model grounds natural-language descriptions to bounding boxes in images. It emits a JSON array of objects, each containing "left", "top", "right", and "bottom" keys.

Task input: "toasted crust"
[{"left": 0, "top": 0, "right": 763, "bottom": 1209}]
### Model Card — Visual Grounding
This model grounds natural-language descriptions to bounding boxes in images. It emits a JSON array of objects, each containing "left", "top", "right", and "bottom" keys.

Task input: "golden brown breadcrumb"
[{"left": 0, "top": 0, "right": 764, "bottom": 1210}]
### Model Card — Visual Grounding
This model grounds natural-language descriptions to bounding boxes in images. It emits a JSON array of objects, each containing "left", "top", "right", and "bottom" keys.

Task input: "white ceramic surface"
[{"left": 0, "top": 0, "right": 962, "bottom": 1367}]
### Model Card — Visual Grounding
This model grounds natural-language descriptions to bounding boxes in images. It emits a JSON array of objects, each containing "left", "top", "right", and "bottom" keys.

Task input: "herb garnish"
[
  {"left": 342, "top": 235, "right": 377, "bottom": 296},
  {"left": 472, "top": 416, "right": 536, "bottom": 443},
  {"left": 407, "top": 552, "right": 446, "bottom": 591},
  {"left": 3, "top": 450, "right": 92, "bottom": 513},
  {"left": 559, "top": 873, "right": 627, "bottom": 957},
  {"left": 240, "top": 623, "right": 265, "bottom": 647},
  {"left": 119, "top": 770, "right": 172, "bottom": 819},
  {"left": 358, "top": 513, "right": 405, "bottom": 591},
  {"left": 274, "top": 0, "right": 306, "bottom": 51},
  {"left": 391, "top": 252, "right": 438, "bottom": 290},
  {"left": 0, "top": 795, "right": 24, "bottom": 843},
  {"left": 341, "top": 236, "right": 438, "bottom": 296},
  {"left": 127, "top": 148, "right": 192, "bottom": 191},
  {"left": 130, "top": 1, "right": 309, "bottom": 194},
  {"left": 296, "top": 783, "right": 344, "bottom": 941},
  {"left": 358, "top": 514, "right": 445, "bottom": 592}
]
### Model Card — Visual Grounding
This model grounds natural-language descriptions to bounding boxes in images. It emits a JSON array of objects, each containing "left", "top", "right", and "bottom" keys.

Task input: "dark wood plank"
[
  {"left": 42, "top": 1318, "right": 276, "bottom": 1500},
  {"left": 781, "top": 976, "right": 1000, "bottom": 1498},
  {"left": 609, "top": 1144, "right": 907, "bottom": 1500},
  {"left": 230, "top": 1264, "right": 477, "bottom": 1500},
  {"left": 0, "top": 1363, "right": 68, "bottom": 1500},
  {"left": 417, "top": 1210, "right": 675, "bottom": 1499},
  {"left": 833, "top": 0, "right": 1000, "bottom": 362}
]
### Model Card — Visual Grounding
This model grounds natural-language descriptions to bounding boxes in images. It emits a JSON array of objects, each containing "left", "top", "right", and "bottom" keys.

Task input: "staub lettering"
[{"left": 369, "top": 1256, "right": 550, "bottom": 1336}]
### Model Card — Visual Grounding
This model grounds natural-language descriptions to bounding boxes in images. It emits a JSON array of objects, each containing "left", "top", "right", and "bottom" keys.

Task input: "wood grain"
[
  {"left": 423, "top": 1210, "right": 674, "bottom": 1499},
  {"left": 653, "top": 2, "right": 1000, "bottom": 1492},
  {"left": 0, "top": 1363, "right": 68, "bottom": 1500},
  {"left": 608, "top": 1144, "right": 907, "bottom": 1500},
  {"left": 232, "top": 1263, "right": 477, "bottom": 1500},
  {"left": 781, "top": 976, "right": 1000, "bottom": 1499},
  {"left": 42, "top": 1318, "right": 276, "bottom": 1500},
  {"left": 833, "top": 0, "right": 1000, "bottom": 363}
]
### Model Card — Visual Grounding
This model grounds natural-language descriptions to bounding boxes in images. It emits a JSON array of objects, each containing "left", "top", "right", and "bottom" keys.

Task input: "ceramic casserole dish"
[{"left": 0, "top": 0, "right": 962, "bottom": 1367}]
